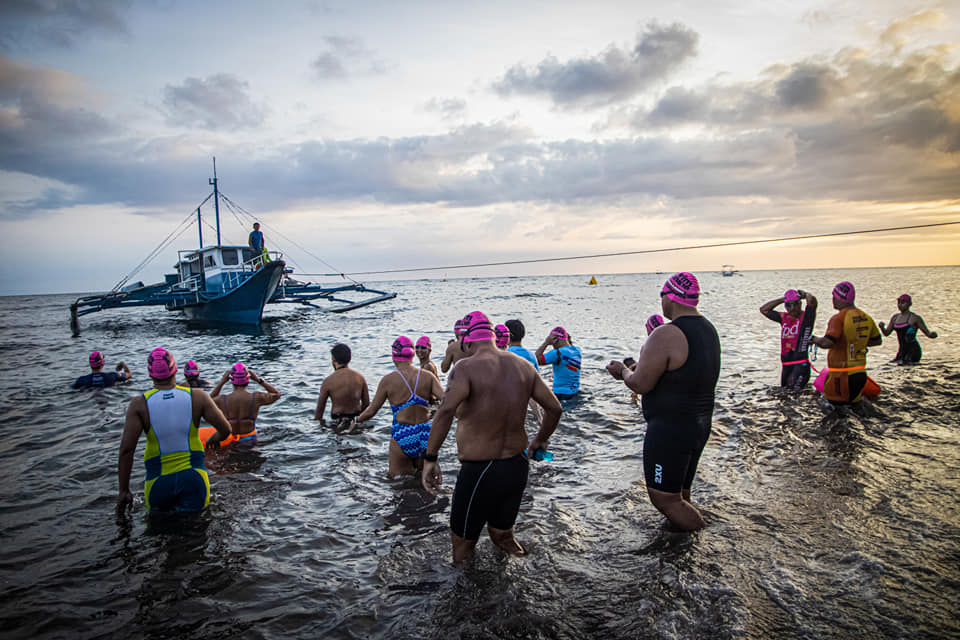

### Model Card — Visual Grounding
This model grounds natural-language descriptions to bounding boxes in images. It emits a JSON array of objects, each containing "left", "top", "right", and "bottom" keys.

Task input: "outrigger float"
[{"left": 70, "top": 163, "right": 396, "bottom": 333}]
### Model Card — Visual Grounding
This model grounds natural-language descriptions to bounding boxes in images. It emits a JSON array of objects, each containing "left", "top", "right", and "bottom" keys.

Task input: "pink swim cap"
[
  {"left": 230, "top": 362, "right": 250, "bottom": 385},
  {"left": 549, "top": 326, "right": 568, "bottom": 341},
  {"left": 461, "top": 311, "right": 495, "bottom": 343},
  {"left": 89, "top": 351, "right": 104, "bottom": 369},
  {"left": 453, "top": 318, "right": 466, "bottom": 338},
  {"left": 495, "top": 324, "right": 510, "bottom": 348},
  {"left": 661, "top": 272, "right": 700, "bottom": 307},
  {"left": 645, "top": 314, "right": 665, "bottom": 335},
  {"left": 392, "top": 336, "right": 415, "bottom": 361},
  {"left": 832, "top": 281, "right": 855, "bottom": 304},
  {"left": 784, "top": 289, "right": 801, "bottom": 302},
  {"left": 184, "top": 360, "right": 199, "bottom": 377},
  {"left": 415, "top": 336, "right": 431, "bottom": 349},
  {"left": 897, "top": 293, "right": 911, "bottom": 305},
  {"left": 147, "top": 347, "right": 177, "bottom": 379}
]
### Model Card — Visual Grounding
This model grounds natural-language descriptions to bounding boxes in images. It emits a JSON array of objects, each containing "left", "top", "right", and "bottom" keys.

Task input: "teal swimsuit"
[{"left": 390, "top": 369, "right": 432, "bottom": 458}]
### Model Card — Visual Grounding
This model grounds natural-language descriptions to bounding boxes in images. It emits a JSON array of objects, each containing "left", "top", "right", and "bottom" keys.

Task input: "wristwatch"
[{"left": 423, "top": 452, "right": 438, "bottom": 462}]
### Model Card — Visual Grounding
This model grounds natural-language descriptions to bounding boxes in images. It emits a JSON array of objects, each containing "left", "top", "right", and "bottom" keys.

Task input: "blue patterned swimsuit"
[{"left": 390, "top": 368, "right": 432, "bottom": 459}]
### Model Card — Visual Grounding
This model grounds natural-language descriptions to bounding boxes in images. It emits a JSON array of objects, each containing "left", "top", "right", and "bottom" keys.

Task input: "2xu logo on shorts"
[{"left": 654, "top": 463, "right": 663, "bottom": 485}]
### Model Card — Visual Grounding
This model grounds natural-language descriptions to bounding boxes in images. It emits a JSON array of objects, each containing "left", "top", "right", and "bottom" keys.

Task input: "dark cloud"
[
  {"left": 492, "top": 21, "right": 698, "bottom": 108},
  {"left": 161, "top": 74, "right": 266, "bottom": 130},
  {"left": 0, "top": 0, "right": 131, "bottom": 50},
  {"left": 311, "top": 35, "right": 386, "bottom": 80}
]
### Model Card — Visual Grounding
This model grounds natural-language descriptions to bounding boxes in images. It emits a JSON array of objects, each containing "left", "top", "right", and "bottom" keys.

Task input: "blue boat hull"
[{"left": 183, "top": 260, "right": 285, "bottom": 325}]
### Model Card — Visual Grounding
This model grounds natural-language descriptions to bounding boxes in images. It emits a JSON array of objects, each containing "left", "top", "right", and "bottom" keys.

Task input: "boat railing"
[{"left": 171, "top": 274, "right": 203, "bottom": 292}]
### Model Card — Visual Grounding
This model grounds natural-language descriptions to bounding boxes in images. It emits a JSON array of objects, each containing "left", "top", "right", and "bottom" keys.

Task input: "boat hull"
[{"left": 182, "top": 260, "right": 285, "bottom": 325}]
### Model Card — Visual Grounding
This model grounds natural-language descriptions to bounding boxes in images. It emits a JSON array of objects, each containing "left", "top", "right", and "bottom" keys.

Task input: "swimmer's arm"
[
  {"left": 914, "top": 314, "right": 937, "bottom": 338},
  {"left": 530, "top": 375, "right": 561, "bottom": 447},
  {"left": 115, "top": 361, "right": 132, "bottom": 382},
  {"left": 759, "top": 297, "right": 784, "bottom": 318},
  {"left": 867, "top": 334, "right": 882, "bottom": 347},
  {"left": 360, "top": 380, "right": 371, "bottom": 413},
  {"left": 210, "top": 370, "right": 230, "bottom": 398},
  {"left": 440, "top": 341, "right": 456, "bottom": 373},
  {"left": 314, "top": 382, "right": 330, "bottom": 421},
  {"left": 197, "top": 390, "right": 232, "bottom": 447},
  {"left": 422, "top": 368, "right": 468, "bottom": 494},
  {"left": 799, "top": 290, "right": 817, "bottom": 311},
  {"left": 355, "top": 379, "right": 388, "bottom": 423},
  {"left": 117, "top": 397, "right": 146, "bottom": 512},
  {"left": 878, "top": 314, "right": 896, "bottom": 336},
  {"left": 621, "top": 329, "right": 673, "bottom": 394},
  {"left": 810, "top": 334, "right": 835, "bottom": 348},
  {"left": 249, "top": 371, "right": 280, "bottom": 405},
  {"left": 429, "top": 370, "right": 445, "bottom": 403}
]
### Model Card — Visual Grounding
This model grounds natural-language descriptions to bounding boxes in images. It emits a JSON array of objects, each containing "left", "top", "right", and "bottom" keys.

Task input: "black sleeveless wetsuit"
[{"left": 641, "top": 315, "right": 721, "bottom": 493}]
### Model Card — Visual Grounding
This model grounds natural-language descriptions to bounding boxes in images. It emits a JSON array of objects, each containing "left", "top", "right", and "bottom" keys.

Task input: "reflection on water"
[{"left": 0, "top": 267, "right": 958, "bottom": 639}]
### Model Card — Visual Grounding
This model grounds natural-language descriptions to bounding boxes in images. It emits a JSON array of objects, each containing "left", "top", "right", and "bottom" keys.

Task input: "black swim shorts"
[
  {"left": 643, "top": 415, "right": 711, "bottom": 494},
  {"left": 450, "top": 453, "right": 529, "bottom": 540}
]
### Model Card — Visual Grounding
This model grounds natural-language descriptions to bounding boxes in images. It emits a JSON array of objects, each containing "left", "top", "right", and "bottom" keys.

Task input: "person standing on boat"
[
  {"left": 117, "top": 348, "right": 232, "bottom": 515},
  {"left": 315, "top": 343, "right": 370, "bottom": 430},
  {"left": 353, "top": 336, "right": 445, "bottom": 477},
  {"left": 248, "top": 222, "right": 270, "bottom": 263},
  {"left": 535, "top": 326, "right": 581, "bottom": 400},
  {"left": 421, "top": 311, "right": 563, "bottom": 563},
  {"left": 605, "top": 272, "right": 721, "bottom": 531},
  {"left": 759, "top": 289, "right": 817, "bottom": 389},
  {"left": 878, "top": 294, "right": 938, "bottom": 364},
  {"left": 810, "top": 281, "right": 882, "bottom": 404},
  {"left": 73, "top": 351, "right": 131, "bottom": 389},
  {"left": 208, "top": 363, "right": 281, "bottom": 447}
]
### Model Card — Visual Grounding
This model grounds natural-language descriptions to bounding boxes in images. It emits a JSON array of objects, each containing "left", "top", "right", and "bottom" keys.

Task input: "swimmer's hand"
[
  {"left": 422, "top": 460, "right": 442, "bottom": 495},
  {"left": 878, "top": 321, "right": 886, "bottom": 331},
  {"left": 605, "top": 360, "right": 626, "bottom": 380},
  {"left": 930, "top": 331, "right": 938, "bottom": 339},
  {"left": 526, "top": 437, "right": 548, "bottom": 459},
  {"left": 116, "top": 490, "right": 133, "bottom": 515}
]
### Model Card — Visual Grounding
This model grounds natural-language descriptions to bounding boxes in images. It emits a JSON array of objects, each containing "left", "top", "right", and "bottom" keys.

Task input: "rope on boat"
[{"left": 328, "top": 220, "right": 960, "bottom": 277}]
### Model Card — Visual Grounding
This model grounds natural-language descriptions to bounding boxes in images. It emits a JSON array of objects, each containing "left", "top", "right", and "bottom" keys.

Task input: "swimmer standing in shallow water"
[
  {"left": 315, "top": 343, "right": 370, "bottom": 430},
  {"left": 354, "top": 336, "right": 445, "bottom": 477},
  {"left": 759, "top": 288, "right": 817, "bottom": 389},
  {"left": 441, "top": 318, "right": 468, "bottom": 373},
  {"left": 878, "top": 294, "right": 938, "bottom": 364},
  {"left": 208, "top": 363, "right": 281, "bottom": 447},
  {"left": 422, "top": 311, "right": 562, "bottom": 563},
  {"left": 415, "top": 336, "right": 439, "bottom": 378}
]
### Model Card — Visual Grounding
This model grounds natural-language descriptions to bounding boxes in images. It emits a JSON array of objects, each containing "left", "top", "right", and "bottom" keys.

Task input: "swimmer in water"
[
  {"left": 495, "top": 324, "right": 510, "bottom": 350},
  {"left": 606, "top": 272, "right": 721, "bottom": 531},
  {"left": 422, "top": 311, "right": 562, "bottom": 563},
  {"left": 354, "top": 336, "right": 445, "bottom": 477},
  {"left": 208, "top": 363, "right": 281, "bottom": 447},
  {"left": 73, "top": 351, "right": 131, "bottom": 389},
  {"left": 315, "top": 343, "right": 370, "bottom": 430},
  {"left": 441, "top": 318, "right": 469, "bottom": 373},
  {"left": 415, "top": 336, "right": 439, "bottom": 378},
  {"left": 535, "top": 326, "right": 582, "bottom": 399},
  {"left": 117, "top": 347, "right": 231, "bottom": 515},
  {"left": 878, "top": 294, "right": 938, "bottom": 364},
  {"left": 183, "top": 360, "right": 210, "bottom": 389},
  {"left": 759, "top": 289, "right": 817, "bottom": 389}
]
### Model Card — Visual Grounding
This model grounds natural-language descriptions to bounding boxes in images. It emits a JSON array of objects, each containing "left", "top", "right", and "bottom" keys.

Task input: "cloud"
[
  {"left": 492, "top": 21, "right": 698, "bottom": 108},
  {"left": 161, "top": 74, "right": 266, "bottom": 130},
  {"left": 879, "top": 9, "right": 946, "bottom": 52},
  {"left": 0, "top": 0, "right": 131, "bottom": 50},
  {"left": 311, "top": 35, "right": 386, "bottom": 80},
  {"left": 423, "top": 97, "right": 467, "bottom": 122}
]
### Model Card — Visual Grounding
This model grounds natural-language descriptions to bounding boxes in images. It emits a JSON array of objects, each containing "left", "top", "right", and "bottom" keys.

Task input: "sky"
[{"left": 1, "top": 0, "right": 958, "bottom": 295}]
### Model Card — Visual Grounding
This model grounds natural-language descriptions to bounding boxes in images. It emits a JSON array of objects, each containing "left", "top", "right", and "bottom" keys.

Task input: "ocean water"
[{"left": 1, "top": 267, "right": 958, "bottom": 639}]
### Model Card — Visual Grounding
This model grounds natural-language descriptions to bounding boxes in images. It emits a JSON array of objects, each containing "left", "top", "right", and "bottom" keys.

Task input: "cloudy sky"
[{"left": 1, "top": 0, "right": 958, "bottom": 295}]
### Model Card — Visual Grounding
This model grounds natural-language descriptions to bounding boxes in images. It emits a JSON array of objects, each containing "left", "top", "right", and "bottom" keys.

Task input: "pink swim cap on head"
[
  {"left": 461, "top": 311, "right": 495, "bottom": 343},
  {"left": 453, "top": 318, "right": 466, "bottom": 338},
  {"left": 494, "top": 324, "right": 510, "bottom": 348},
  {"left": 184, "top": 360, "right": 199, "bottom": 377},
  {"left": 230, "top": 363, "right": 249, "bottom": 385},
  {"left": 392, "top": 336, "right": 415, "bottom": 361},
  {"left": 89, "top": 351, "right": 104, "bottom": 369},
  {"left": 549, "top": 326, "right": 568, "bottom": 341},
  {"left": 415, "top": 335, "right": 431, "bottom": 349},
  {"left": 784, "top": 289, "right": 801, "bottom": 302},
  {"left": 147, "top": 347, "right": 177, "bottom": 379},
  {"left": 832, "top": 281, "right": 855, "bottom": 304},
  {"left": 645, "top": 314, "right": 665, "bottom": 335},
  {"left": 898, "top": 293, "right": 911, "bottom": 305},
  {"left": 661, "top": 272, "right": 700, "bottom": 307}
]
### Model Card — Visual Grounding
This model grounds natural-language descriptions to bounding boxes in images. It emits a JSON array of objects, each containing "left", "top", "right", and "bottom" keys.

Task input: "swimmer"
[
  {"left": 535, "top": 325, "right": 582, "bottom": 399},
  {"left": 315, "top": 343, "right": 370, "bottom": 430},
  {"left": 606, "top": 272, "right": 721, "bottom": 531},
  {"left": 645, "top": 314, "right": 665, "bottom": 335},
  {"left": 810, "top": 281, "right": 881, "bottom": 404},
  {"left": 183, "top": 360, "right": 210, "bottom": 389},
  {"left": 422, "top": 311, "right": 562, "bottom": 564},
  {"left": 208, "top": 363, "right": 281, "bottom": 447},
  {"left": 878, "top": 294, "right": 938, "bottom": 364},
  {"left": 759, "top": 288, "right": 817, "bottom": 389},
  {"left": 504, "top": 319, "right": 539, "bottom": 370},
  {"left": 441, "top": 318, "right": 469, "bottom": 373},
  {"left": 117, "top": 347, "right": 231, "bottom": 515},
  {"left": 73, "top": 351, "right": 131, "bottom": 389},
  {"left": 354, "top": 336, "right": 445, "bottom": 477},
  {"left": 495, "top": 324, "right": 510, "bottom": 350},
  {"left": 415, "top": 336, "right": 439, "bottom": 378}
]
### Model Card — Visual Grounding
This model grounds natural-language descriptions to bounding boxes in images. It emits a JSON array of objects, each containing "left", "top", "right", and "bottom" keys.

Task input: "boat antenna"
[{"left": 210, "top": 156, "right": 221, "bottom": 245}]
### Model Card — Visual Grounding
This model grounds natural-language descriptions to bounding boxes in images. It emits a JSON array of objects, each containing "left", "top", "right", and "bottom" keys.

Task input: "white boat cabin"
[{"left": 169, "top": 245, "right": 280, "bottom": 292}]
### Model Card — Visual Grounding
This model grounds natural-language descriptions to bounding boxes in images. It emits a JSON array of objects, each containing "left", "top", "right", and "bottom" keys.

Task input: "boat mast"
[
  {"left": 197, "top": 206, "right": 203, "bottom": 248},
  {"left": 209, "top": 156, "right": 221, "bottom": 245}
]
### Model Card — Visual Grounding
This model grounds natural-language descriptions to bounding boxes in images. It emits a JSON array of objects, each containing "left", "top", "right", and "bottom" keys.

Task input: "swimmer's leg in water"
[{"left": 647, "top": 487, "right": 706, "bottom": 531}]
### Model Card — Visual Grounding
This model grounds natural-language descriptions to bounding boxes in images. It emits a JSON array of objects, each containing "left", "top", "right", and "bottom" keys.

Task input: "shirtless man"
[
  {"left": 208, "top": 363, "right": 281, "bottom": 447},
  {"left": 315, "top": 343, "right": 370, "bottom": 430},
  {"left": 440, "top": 318, "right": 468, "bottom": 373},
  {"left": 415, "top": 336, "right": 439, "bottom": 378},
  {"left": 422, "top": 311, "right": 562, "bottom": 564},
  {"left": 354, "top": 336, "right": 445, "bottom": 477}
]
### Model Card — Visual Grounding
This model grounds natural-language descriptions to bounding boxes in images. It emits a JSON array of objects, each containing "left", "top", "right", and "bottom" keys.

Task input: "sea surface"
[{"left": 1, "top": 267, "right": 958, "bottom": 639}]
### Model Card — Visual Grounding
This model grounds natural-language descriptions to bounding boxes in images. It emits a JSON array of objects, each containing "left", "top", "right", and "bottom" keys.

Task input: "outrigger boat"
[{"left": 70, "top": 163, "right": 396, "bottom": 332}]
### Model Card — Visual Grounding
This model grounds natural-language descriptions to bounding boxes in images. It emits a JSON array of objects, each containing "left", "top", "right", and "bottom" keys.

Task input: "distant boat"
[
  {"left": 721, "top": 264, "right": 737, "bottom": 277},
  {"left": 70, "top": 161, "right": 395, "bottom": 332}
]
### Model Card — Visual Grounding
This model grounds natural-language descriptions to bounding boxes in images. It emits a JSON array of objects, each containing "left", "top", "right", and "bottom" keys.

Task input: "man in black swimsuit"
[
  {"left": 314, "top": 343, "right": 370, "bottom": 429},
  {"left": 606, "top": 272, "right": 721, "bottom": 531},
  {"left": 422, "top": 311, "right": 562, "bottom": 563}
]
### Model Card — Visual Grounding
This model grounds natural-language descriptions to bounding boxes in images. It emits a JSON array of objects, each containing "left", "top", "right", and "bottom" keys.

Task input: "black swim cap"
[
  {"left": 331, "top": 343, "right": 351, "bottom": 364},
  {"left": 505, "top": 319, "right": 525, "bottom": 342}
]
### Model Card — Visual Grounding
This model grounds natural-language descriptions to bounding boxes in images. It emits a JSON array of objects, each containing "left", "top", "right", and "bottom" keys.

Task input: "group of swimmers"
[{"left": 83, "top": 271, "right": 938, "bottom": 563}]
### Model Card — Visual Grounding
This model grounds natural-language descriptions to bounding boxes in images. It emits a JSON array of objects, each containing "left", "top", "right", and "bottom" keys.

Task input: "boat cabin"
[{"left": 167, "top": 245, "right": 277, "bottom": 293}]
